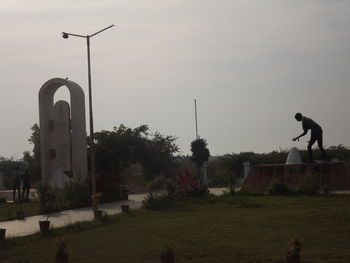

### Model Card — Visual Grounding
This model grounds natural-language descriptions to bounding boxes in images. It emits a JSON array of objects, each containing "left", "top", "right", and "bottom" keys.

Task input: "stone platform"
[{"left": 243, "top": 161, "right": 350, "bottom": 192}]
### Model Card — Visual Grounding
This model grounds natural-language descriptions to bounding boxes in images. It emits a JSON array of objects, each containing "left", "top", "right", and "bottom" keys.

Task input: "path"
[
  {"left": 0, "top": 189, "right": 227, "bottom": 238},
  {"left": 0, "top": 194, "right": 146, "bottom": 238}
]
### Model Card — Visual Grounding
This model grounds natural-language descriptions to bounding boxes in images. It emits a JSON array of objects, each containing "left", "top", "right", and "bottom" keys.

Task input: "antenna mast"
[{"left": 194, "top": 99, "right": 199, "bottom": 139}]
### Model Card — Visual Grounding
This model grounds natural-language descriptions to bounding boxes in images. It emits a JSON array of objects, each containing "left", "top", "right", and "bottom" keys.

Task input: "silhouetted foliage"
[
  {"left": 37, "top": 182, "right": 57, "bottom": 213},
  {"left": 190, "top": 139, "right": 210, "bottom": 170},
  {"left": 0, "top": 157, "right": 23, "bottom": 189},
  {"left": 94, "top": 124, "right": 179, "bottom": 180},
  {"left": 269, "top": 180, "right": 294, "bottom": 195},
  {"left": 63, "top": 181, "right": 91, "bottom": 208},
  {"left": 94, "top": 124, "right": 148, "bottom": 173},
  {"left": 85, "top": 171, "right": 126, "bottom": 202},
  {"left": 142, "top": 132, "right": 179, "bottom": 180},
  {"left": 22, "top": 123, "right": 41, "bottom": 183}
]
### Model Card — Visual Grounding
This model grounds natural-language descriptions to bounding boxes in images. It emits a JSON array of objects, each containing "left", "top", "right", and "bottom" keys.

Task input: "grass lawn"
[
  {"left": 1, "top": 194, "right": 350, "bottom": 263},
  {"left": 0, "top": 201, "right": 40, "bottom": 221}
]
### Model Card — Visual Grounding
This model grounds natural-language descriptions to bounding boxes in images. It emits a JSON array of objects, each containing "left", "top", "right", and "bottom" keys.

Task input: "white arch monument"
[{"left": 39, "top": 78, "right": 88, "bottom": 187}]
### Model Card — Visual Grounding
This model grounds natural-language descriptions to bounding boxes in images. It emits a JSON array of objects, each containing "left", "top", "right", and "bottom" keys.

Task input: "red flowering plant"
[{"left": 176, "top": 168, "right": 202, "bottom": 197}]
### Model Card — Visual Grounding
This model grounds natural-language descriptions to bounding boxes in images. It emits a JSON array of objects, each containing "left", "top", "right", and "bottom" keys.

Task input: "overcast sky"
[{"left": 1, "top": 0, "right": 350, "bottom": 158}]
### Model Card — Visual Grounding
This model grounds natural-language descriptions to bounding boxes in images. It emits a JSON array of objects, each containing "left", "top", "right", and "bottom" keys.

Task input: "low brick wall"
[{"left": 243, "top": 162, "right": 350, "bottom": 192}]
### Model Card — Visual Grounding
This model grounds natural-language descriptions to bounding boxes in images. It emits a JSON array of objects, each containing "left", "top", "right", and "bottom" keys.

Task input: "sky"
[{"left": 1, "top": 0, "right": 350, "bottom": 158}]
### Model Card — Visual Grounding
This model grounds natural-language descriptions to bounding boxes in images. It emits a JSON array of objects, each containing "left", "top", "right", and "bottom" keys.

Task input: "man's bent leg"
[
  {"left": 317, "top": 133, "right": 327, "bottom": 161},
  {"left": 308, "top": 136, "right": 317, "bottom": 162}
]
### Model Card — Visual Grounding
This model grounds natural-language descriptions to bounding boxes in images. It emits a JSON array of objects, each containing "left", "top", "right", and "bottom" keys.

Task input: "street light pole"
[
  {"left": 62, "top": 25, "right": 115, "bottom": 194},
  {"left": 194, "top": 99, "right": 199, "bottom": 140},
  {"left": 86, "top": 35, "right": 96, "bottom": 195}
]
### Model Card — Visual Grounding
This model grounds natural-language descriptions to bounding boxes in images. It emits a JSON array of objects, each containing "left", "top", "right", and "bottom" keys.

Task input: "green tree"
[
  {"left": 190, "top": 139, "right": 210, "bottom": 170},
  {"left": 94, "top": 124, "right": 179, "bottom": 180},
  {"left": 0, "top": 157, "right": 23, "bottom": 189},
  {"left": 190, "top": 138, "right": 210, "bottom": 188},
  {"left": 142, "top": 132, "right": 179, "bottom": 180},
  {"left": 94, "top": 124, "right": 149, "bottom": 173},
  {"left": 22, "top": 123, "right": 41, "bottom": 183}
]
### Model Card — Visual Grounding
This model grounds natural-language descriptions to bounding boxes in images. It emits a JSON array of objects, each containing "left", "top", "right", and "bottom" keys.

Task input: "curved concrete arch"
[{"left": 39, "top": 78, "right": 88, "bottom": 187}]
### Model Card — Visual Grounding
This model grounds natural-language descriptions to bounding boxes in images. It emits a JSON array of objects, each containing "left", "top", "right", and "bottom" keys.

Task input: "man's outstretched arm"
[{"left": 292, "top": 131, "right": 307, "bottom": 141}]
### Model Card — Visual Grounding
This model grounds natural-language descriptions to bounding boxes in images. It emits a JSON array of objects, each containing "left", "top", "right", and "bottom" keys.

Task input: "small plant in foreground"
[
  {"left": 55, "top": 237, "right": 68, "bottom": 263},
  {"left": 91, "top": 192, "right": 103, "bottom": 218},
  {"left": 91, "top": 193, "right": 102, "bottom": 212},
  {"left": 160, "top": 243, "right": 175, "bottom": 263},
  {"left": 286, "top": 238, "right": 303, "bottom": 263}
]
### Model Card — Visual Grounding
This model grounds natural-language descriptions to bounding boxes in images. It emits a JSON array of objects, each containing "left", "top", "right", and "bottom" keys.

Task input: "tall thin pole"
[
  {"left": 62, "top": 25, "right": 114, "bottom": 195},
  {"left": 194, "top": 99, "right": 199, "bottom": 140},
  {"left": 86, "top": 36, "right": 96, "bottom": 195}
]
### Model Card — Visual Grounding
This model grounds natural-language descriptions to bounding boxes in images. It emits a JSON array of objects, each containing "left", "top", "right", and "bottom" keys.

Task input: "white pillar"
[{"left": 39, "top": 78, "right": 88, "bottom": 187}]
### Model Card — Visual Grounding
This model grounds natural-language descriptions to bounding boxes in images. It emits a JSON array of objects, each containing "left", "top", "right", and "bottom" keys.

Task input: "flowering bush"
[{"left": 176, "top": 169, "right": 203, "bottom": 197}]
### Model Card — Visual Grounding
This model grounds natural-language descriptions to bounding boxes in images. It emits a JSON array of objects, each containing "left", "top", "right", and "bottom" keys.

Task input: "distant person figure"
[
  {"left": 12, "top": 169, "right": 22, "bottom": 202},
  {"left": 22, "top": 168, "right": 31, "bottom": 201},
  {"left": 292, "top": 113, "right": 327, "bottom": 162}
]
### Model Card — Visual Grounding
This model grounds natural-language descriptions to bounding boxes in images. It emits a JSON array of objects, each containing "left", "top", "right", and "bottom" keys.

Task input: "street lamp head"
[{"left": 62, "top": 32, "right": 69, "bottom": 39}]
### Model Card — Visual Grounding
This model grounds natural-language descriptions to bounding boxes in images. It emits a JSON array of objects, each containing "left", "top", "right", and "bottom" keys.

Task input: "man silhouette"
[
  {"left": 22, "top": 168, "right": 31, "bottom": 201},
  {"left": 292, "top": 113, "right": 327, "bottom": 162},
  {"left": 12, "top": 168, "right": 22, "bottom": 202}
]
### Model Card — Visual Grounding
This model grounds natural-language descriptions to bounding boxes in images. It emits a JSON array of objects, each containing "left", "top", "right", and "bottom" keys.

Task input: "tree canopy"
[
  {"left": 22, "top": 123, "right": 41, "bottom": 182},
  {"left": 94, "top": 124, "right": 179, "bottom": 180},
  {"left": 190, "top": 138, "right": 210, "bottom": 170}
]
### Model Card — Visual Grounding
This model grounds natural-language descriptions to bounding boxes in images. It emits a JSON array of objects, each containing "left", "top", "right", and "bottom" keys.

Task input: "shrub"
[
  {"left": 63, "top": 181, "right": 91, "bottom": 209},
  {"left": 86, "top": 171, "right": 125, "bottom": 202},
  {"left": 142, "top": 193, "right": 175, "bottom": 210},
  {"left": 209, "top": 169, "right": 236, "bottom": 188},
  {"left": 37, "top": 182, "right": 58, "bottom": 213},
  {"left": 176, "top": 168, "right": 206, "bottom": 197},
  {"left": 165, "top": 178, "right": 177, "bottom": 197},
  {"left": 296, "top": 172, "right": 320, "bottom": 195},
  {"left": 147, "top": 176, "right": 166, "bottom": 195},
  {"left": 269, "top": 180, "right": 294, "bottom": 195}
]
